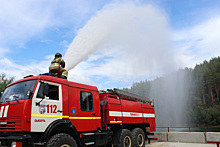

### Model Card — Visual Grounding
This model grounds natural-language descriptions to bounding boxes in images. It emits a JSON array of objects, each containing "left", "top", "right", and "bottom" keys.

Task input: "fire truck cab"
[{"left": 0, "top": 74, "right": 155, "bottom": 147}]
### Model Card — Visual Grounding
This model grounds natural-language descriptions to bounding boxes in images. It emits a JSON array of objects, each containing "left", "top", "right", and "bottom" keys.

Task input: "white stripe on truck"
[
  {"left": 109, "top": 111, "right": 155, "bottom": 118},
  {"left": 0, "top": 106, "right": 4, "bottom": 118},
  {"left": 0, "top": 105, "right": 9, "bottom": 118},
  {"left": 3, "top": 105, "right": 9, "bottom": 117}
]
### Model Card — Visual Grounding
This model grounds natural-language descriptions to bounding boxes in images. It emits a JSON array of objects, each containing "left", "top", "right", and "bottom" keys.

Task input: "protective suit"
[{"left": 49, "top": 53, "right": 68, "bottom": 79}]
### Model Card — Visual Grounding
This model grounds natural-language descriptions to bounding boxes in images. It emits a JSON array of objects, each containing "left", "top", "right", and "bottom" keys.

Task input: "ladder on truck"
[{"left": 106, "top": 88, "right": 152, "bottom": 104}]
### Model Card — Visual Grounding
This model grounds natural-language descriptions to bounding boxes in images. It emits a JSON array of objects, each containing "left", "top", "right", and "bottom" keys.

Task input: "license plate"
[{"left": 0, "top": 121, "right": 7, "bottom": 125}]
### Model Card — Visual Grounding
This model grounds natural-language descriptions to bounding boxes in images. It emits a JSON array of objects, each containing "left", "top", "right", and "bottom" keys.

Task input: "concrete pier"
[
  {"left": 150, "top": 132, "right": 220, "bottom": 144},
  {"left": 168, "top": 132, "right": 206, "bottom": 143},
  {"left": 146, "top": 142, "right": 216, "bottom": 147},
  {"left": 206, "top": 132, "right": 220, "bottom": 141}
]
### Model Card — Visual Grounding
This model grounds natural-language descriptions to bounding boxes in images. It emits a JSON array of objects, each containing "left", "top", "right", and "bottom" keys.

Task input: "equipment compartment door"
[
  {"left": 71, "top": 89, "right": 100, "bottom": 131},
  {"left": 31, "top": 81, "right": 63, "bottom": 132}
]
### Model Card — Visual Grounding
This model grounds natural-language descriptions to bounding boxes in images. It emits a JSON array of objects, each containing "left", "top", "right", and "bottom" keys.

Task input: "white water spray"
[
  {"left": 64, "top": 3, "right": 176, "bottom": 76},
  {"left": 64, "top": 2, "right": 190, "bottom": 127}
]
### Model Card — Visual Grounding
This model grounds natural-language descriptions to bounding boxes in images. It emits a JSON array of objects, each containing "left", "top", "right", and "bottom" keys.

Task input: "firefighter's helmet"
[{"left": 55, "top": 53, "right": 62, "bottom": 58}]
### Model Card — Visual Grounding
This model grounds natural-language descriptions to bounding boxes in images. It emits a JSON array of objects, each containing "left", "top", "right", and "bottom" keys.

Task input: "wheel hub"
[
  {"left": 123, "top": 136, "right": 131, "bottom": 147},
  {"left": 137, "top": 134, "right": 144, "bottom": 146},
  {"left": 60, "top": 144, "right": 71, "bottom": 147}
]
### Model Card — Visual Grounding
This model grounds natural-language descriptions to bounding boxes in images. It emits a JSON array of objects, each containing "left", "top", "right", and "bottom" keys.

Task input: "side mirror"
[
  {"left": 37, "top": 83, "right": 49, "bottom": 98},
  {"left": 27, "top": 90, "right": 33, "bottom": 98}
]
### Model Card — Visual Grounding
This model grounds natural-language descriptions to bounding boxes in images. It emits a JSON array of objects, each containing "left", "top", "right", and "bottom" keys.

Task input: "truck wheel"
[
  {"left": 47, "top": 133, "right": 77, "bottom": 147},
  {"left": 118, "top": 129, "right": 132, "bottom": 147},
  {"left": 131, "top": 128, "right": 145, "bottom": 147}
]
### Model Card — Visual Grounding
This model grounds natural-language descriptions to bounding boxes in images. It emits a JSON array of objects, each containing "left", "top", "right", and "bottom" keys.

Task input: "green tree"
[{"left": 0, "top": 73, "right": 14, "bottom": 93}]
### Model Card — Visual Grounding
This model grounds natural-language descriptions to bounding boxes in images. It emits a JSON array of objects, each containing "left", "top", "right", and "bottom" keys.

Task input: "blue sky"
[{"left": 1, "top": 0, "right": 220, "bottom": 90}]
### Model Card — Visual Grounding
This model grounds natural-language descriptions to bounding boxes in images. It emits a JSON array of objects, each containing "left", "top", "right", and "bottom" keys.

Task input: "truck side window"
[
  {"left": 80, "top": 91, "right": 93, "bottom": 111},
  {"left": 37, "top": 83, "right": 59, "bottom": 100}
]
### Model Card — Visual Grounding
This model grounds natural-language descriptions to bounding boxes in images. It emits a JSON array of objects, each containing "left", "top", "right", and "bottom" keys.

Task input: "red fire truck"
[{"left": 0, "top": 74, "right": 156, "bottom": 147}]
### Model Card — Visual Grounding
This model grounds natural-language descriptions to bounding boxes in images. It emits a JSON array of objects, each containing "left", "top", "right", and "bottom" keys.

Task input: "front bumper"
[
  {"left": 0, "top": 133, "right": 32, "bottom": 147},
  {"left": 0, "top": 134, "right": 31, "bottom": 141}
]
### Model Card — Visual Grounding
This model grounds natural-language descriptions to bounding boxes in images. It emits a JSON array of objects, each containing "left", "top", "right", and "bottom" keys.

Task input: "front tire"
[
  {"left": 118, "top": 129, "right": 132, "bottom": 147},
  {"left": 131, "top": 128, "right": 145, "bottom": 147},
  {"left": 47, "top": 133, "right": 77, "bottom": 147}
]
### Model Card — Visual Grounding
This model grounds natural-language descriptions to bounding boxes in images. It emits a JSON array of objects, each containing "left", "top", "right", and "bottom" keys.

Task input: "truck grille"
[{"left": 0, "top": 116, "right": 21, "bottom": 131}]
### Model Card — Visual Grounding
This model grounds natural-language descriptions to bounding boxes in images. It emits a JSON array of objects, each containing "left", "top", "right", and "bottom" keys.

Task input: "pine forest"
[{"left": 124, "top": 56, "right": 220, "bottom": 127}]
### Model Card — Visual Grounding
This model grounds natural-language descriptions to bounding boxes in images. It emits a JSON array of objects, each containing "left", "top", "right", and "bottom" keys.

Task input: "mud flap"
[{"left": 110, "top": 125, "right": 123, "bottom": 145}]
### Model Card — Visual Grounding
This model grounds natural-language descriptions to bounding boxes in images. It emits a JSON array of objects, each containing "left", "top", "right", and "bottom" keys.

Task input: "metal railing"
[{"left": 156, "top": 126, "right": 220, "bottom": 132}]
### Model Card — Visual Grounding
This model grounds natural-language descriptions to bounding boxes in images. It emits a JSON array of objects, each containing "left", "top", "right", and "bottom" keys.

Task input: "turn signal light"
[{"left": 146, "top": 127, "right": 150, "bottom": 133}]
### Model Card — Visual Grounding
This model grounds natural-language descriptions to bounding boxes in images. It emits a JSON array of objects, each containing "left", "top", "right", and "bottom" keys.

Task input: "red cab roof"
[{"left": 7, "top": 75, "right": 98, "bottom": 91}]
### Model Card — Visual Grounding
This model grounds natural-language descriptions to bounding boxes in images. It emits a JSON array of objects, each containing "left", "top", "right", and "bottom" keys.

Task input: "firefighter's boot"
[{"left": 61, "top": 75, "right": 67, "bottom": 79}]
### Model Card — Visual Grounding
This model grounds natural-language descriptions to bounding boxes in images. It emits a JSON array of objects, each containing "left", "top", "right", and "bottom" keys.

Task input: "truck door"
[
  {"left": 31, "top": 81, "right": 63, "bottom": 132},
  {"left": 74, "top": 89, "right": 100, "bottom": 131}
]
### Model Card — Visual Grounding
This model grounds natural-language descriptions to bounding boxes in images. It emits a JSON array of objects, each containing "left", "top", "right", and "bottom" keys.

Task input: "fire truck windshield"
[{"left": 0, "top": 80, "right": 37, "bottom": 103}]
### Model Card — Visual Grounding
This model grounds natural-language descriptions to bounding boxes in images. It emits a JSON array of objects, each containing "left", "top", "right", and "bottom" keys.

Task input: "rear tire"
[
  {"left": 131, "top": 128, "right": 145, "bottom": 147},
  {"left": 47, "top": 133, "right": 77, "bottom": 147},
  {"left": 118, "top": 129, "right": 132, "bottom": 147}
]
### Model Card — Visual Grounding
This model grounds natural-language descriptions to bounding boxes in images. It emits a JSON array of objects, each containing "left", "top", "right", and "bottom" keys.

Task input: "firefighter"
[{"left": 49, "top": 53, "right": 68, "bottom": 79}]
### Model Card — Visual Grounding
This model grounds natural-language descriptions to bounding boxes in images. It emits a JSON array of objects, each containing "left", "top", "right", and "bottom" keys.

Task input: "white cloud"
[
  {"left": 174, "top": 16, "right": 220, "bottom": 68},
  {"left": 0, "top": 1, "right": 52, "bottom": 47},
  {"left": 0, "top": 57, "right": 49, "bottom": 80},
  {"left": 0, "top": 0, "right": 102, "bottom": 51},
  {"left": 45, "top": 55, "right": 54, "bottom": 60},
  {"left": 0, "top": 54, "right": 95, "bottom": 86},
  {"left": 67, "top": 69, "right": 95, "bottom": 86},
  {"left": 0, "top": 47, "right": 10, "bottom": 58}
]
